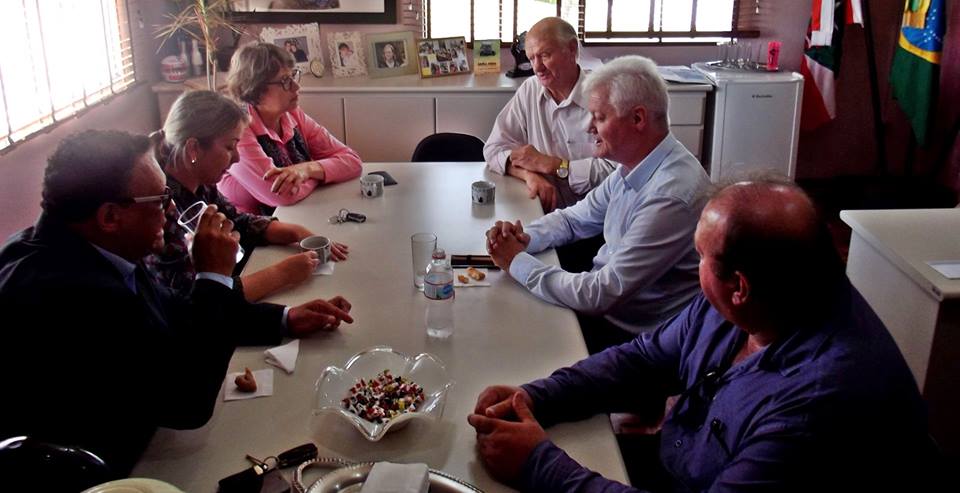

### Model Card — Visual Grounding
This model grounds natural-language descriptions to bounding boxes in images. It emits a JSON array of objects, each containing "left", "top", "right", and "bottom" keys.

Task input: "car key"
[{"left": 277, "top": 443, "right": 318, "bottom": 468}]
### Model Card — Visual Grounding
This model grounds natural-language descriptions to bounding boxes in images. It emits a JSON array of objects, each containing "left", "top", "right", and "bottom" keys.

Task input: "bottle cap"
[{"left": 431, "top": 248, "right": 446, "bottom": 259}]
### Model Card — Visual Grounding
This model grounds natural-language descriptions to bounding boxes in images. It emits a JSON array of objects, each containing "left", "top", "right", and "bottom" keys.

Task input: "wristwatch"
[{"left": 556, "top": 159, "right": 570, "bottom": 179}]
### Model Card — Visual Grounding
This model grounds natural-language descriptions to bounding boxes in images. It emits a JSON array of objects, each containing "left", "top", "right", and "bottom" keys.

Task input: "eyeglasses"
[
  {"left": 266, "top": 68, "right": 302, "bottom": 92},
  {"left": 117, "top": 186, "right": 173, "bottom": 209}
]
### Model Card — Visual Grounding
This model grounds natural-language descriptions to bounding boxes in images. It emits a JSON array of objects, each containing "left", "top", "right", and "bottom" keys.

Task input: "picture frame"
[
  {"left": 417, "top": 37, "right": 470, "bottom": 79},
  {"left": 260, "top": 24, "right": 322, "bottom": 76},
  {"left": 327, "top": 31, "right": 367, "bottom": 78},
  {"left": 364, "top": 31, "right": 418, "bottom": 79},
  {"left": 230, "top": 0, "right": 397, "bottom": 25},
  {"left": 473, "top": 39, "right": 501, "bottom": 74}
]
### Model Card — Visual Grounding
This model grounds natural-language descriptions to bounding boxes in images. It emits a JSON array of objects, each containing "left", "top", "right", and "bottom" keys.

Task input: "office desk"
[
  {"left": 841, "top": 209, "right": 960, "bottom": 460},
  {"left": 132, "top": 163, "right": 628, "bottom": 492}
]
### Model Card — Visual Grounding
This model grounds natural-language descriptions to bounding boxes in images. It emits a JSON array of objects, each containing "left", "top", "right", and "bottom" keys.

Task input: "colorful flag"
[
  {"left": 800, "top": 1, "right": 864, "bottom": 132},
  {"left": 890, "top": 0, "right": 946, "bottom": 145}
]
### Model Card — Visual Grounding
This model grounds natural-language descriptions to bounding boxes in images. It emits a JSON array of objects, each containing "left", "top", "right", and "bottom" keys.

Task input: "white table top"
[
  {"left": 132, "top": 162, "right": 628, "bottom": 492},
  {"left": 841, "top": 208, "right": 960, "bottom": 301}
]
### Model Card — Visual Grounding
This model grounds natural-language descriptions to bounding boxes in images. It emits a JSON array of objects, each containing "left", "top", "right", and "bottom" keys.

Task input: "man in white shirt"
[
  {"left": 486, "top": 56, "right": 711, "bottom": 352},
  {"left": 484, "top": 17, "right": 616, "bottom": 212}
]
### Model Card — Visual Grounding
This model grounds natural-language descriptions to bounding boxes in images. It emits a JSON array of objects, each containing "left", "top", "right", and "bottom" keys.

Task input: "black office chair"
[
  {"left": 411, "top": 133, "right": 485, "bottom": 162},
  {"left": 0, "top": 436, "right": 113, "bottom": 491}
]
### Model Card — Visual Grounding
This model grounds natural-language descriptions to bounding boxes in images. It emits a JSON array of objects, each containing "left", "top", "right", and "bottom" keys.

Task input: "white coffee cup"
[
  {"left": 299, "top": 235, "right": 332, "bottom": 268},
  {"left": 471, "top": 181, "right": 495, "bottom": 205},
  {"left": 361, "top": 174, "right": 384, "bottom": 198}
]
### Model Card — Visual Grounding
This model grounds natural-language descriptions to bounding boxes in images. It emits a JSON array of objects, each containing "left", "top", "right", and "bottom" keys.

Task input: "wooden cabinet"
[
  {"left": 298, "top": 94, "right": 345, "bottom": 143},
  {"left": 435, "top": 93, "right": 514, "bottom": 138}
]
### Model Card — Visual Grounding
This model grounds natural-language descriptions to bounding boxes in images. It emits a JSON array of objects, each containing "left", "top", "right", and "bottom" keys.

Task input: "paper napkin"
[
  {"left": 224, "top": 368, "right": 274, "bottom": 401},
  {"left": 264, "top": 339, "right": 300, "bottom": 374}
]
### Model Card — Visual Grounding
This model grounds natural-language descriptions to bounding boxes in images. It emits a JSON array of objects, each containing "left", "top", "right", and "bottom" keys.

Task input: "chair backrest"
[
  {"left": 411, "top": 133, "right": 485, "bottom": 162},
  {"left": 0, "top": 436, "right": 113, "bottom": 491}
]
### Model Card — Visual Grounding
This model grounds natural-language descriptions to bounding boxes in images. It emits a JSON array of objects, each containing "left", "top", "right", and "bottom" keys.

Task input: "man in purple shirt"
[{"left": 468, "top": 180, "right": 935, "bottom": 492}]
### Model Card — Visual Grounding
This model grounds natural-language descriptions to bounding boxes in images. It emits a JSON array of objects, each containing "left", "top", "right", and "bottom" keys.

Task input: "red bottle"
[{"left": 767, "top": 41, "right": 781, "bottom": 71}]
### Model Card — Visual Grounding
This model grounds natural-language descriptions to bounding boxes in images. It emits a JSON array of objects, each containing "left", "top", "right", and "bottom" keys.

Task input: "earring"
[{"left": 190, "top": 157, "right": 197, "bottom": 165}]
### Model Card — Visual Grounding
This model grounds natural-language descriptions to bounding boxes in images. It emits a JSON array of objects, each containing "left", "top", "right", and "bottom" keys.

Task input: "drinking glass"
[
  {"left": 177, "top": 201, "right": 245, "bottom": 263},
  {"left": 410, "top": 232, "right": 437, "bottom": 290}
]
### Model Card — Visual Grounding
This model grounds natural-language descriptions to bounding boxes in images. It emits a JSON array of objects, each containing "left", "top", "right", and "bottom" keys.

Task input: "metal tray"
[{"left": 303, "top": 462, "right": 484, "bottom": 493}]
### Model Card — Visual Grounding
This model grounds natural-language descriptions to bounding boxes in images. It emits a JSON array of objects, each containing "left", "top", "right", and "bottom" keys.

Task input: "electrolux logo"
[{"left": 752, "top": 94, "right": 773, "bottom": 99}]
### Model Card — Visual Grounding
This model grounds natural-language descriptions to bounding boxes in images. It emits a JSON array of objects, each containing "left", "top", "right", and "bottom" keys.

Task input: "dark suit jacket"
[{"left": 0, "top": 215, "right": 275, "bottom": 476}]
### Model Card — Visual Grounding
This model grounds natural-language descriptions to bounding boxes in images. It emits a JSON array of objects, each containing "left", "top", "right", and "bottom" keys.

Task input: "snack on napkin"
[
  {"left": 235, "top": 367, "right": 257, "bottom": 393},
  {"left": 466, "top": 266, "right": 485, "bottom": 280},
  {"left": 360, "top": 462, "right": 429, "bottom": 493},
  {"left": 457, "top": 274, "right": 470, "bottom": 284}
]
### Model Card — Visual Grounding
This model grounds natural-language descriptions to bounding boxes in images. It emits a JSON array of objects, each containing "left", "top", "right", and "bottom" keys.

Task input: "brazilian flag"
[{"left": 890, "top": 0, "right": 946, "bottom": 145}]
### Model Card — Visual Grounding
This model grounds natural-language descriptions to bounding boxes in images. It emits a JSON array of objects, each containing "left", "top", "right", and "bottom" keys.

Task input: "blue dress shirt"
[
  {"left": 518, "top": 284, "right": 931, "bottom": 492},
  {"left": 509, "top": 134, "right": 711, "bottom": 334}
]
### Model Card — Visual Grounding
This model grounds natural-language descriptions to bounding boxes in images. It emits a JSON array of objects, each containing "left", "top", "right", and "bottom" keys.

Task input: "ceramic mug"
[
  {"left": 360, "top": 174, "right": 384, "bottom": 198},
  {"left": 471, "top": 181, "right": 495, "bottom": 205},
  {"left": 299, "top": 235, "right": 332, "bottom": 269}
]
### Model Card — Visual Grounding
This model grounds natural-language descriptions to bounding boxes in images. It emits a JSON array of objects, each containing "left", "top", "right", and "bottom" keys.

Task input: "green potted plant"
[{"left": 155, "top": 0, "right": 244, "bottom": 89}]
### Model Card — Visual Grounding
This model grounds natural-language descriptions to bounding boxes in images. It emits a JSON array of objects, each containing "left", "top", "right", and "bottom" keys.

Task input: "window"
[
  {"left": 0, "top": 0, "right": 136, "bottom": 150},
  {"left": 424, "top": 0, "right": 759, "bottom": 44}
]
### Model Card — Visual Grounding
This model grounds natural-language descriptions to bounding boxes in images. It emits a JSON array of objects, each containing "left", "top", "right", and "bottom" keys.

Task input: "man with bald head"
[
  {"left": 484, "top": 17, "right": 617, "bottom": 212},
  {"left": 469, "top": 179, "right": 933, "bottom": 492}
]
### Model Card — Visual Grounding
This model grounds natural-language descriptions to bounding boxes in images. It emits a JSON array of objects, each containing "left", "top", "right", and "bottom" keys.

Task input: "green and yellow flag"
[{"left": 890, "top": 0, "right": 946, "bottom": 145}]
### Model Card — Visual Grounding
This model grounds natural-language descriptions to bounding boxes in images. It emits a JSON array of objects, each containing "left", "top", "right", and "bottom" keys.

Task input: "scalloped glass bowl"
[{"left": 314, "top": 346, "right": 453, "bottom": 441}]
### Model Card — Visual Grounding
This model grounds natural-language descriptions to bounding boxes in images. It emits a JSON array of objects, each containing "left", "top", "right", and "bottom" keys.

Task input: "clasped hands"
[
  {"left": 485, "top": 220, "right": 530, "bottom": 271},
  {"left": 263, "top": 161, "right": 325, "bottom": 196},
  {"left": 467, "top": 386, "right": 547, "bottom": 484}
]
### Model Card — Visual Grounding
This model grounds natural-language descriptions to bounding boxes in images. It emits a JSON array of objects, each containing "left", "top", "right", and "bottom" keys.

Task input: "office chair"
[
  {"left": 0, "top": 436, "right": 113, "bottom": 491},
  {"left": 411, "top": 133, "right": 485, "bottom": 162}
]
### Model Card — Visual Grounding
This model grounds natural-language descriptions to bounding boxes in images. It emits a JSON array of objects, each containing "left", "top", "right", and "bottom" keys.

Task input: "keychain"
[{"left": 329, "top": 208, "right": 366, "bottom": 224}]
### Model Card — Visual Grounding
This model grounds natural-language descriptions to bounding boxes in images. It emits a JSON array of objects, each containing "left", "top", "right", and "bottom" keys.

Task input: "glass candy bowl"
[{"left": 314, "top": 346, "right": 453, "bottom": 441}]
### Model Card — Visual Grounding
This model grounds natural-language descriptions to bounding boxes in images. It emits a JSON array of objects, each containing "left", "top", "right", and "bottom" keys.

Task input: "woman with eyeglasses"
[
  {"left": 219, "top": 41, "right": 362, "bottom": 215},
  {"left": 147, "top": 90, "right": 349, "bottom": 301}
]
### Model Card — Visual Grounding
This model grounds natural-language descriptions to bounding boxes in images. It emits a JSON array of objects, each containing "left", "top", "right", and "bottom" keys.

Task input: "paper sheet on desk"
[
  {"left": 658, "top": 65, "right": 713, "bottom": 84},
  {"left": 927, "top": 261, "right": 960, "bottom": 279}
]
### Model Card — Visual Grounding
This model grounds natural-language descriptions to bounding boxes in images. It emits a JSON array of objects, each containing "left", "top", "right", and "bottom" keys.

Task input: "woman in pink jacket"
[{"left": 220, "top": 42, "right": 362, "bottom": 214}]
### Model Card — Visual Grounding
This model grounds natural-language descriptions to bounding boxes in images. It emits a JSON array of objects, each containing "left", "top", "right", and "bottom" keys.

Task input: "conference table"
[{"left": 132, "top": 162, "right": 628, "bottom": 492}]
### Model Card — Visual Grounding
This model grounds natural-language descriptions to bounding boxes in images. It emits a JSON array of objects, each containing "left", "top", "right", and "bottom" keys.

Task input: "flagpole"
[{"left": 861, "top": 0, "right": 888, "bottom": 174}]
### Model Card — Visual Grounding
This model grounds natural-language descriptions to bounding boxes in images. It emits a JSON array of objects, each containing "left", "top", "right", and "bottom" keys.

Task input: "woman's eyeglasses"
[
  {"left": 266, "top": 68, "right": 302, "bottom": 91},
  {"left": 118, "top": 186, "right": 173, "bottom": 209}
]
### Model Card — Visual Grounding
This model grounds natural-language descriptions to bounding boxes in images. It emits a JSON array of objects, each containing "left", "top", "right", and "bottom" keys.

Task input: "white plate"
[
  {"left": 82, "top": 478, "right": 184, "bottom": 493},
  {"left": 304, "top": 463, "right": 483, "bottom": 493}
]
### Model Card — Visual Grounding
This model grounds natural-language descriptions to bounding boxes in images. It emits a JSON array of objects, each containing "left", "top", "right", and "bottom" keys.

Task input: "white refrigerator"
[{"left": 692, "top": 62, "right": 804, "bottom": 181}]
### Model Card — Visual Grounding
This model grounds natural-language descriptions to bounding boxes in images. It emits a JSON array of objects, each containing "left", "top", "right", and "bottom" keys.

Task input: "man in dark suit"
[{"left": 0, "top": 130, "right": 352, "bottom": 477}]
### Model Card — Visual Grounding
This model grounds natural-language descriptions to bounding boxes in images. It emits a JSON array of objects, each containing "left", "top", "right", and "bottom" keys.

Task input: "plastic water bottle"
[{"left": 424, "top": 248, "right": 454, "bottom": 338}]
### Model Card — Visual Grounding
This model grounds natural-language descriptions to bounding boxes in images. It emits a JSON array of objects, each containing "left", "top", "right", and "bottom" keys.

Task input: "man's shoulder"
[{"left": 645, "top": 147, "right": 711, "bottom": 207}]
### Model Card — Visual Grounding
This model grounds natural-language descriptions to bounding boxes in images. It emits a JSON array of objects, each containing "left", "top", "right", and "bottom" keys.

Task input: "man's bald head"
[
  {"left": 527, "top": 17, "right": 579, "bottom": 56},
  {"left": 697, "top": 178, "right": 844, "bottom": 321}
]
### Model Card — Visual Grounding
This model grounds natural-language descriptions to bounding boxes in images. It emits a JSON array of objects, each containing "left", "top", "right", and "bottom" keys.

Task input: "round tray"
[{"left": 303, "top": 462, "right": 484, "bottom": 493}]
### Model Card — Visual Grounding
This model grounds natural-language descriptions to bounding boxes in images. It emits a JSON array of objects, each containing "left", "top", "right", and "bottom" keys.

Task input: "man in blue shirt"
[
  {"left": 486, "top": 55, "right": 711, "bottom": 350},
  {"left": 469, "top": 180, "right": 934, "bottom": 492}
]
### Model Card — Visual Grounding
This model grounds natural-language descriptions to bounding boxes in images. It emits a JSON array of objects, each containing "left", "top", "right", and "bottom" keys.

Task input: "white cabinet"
[
  {"left": 298, "top": 94, "right": 345, "bottom": 143},
  {"left": 152, "top": 74, "right": 711, "bottom": 164},
  {"left": 435, "top": 93, "right": 514, "bottom": 139},
  {"left": 343, "top": 95, "right": 435, "bottom": 162}
]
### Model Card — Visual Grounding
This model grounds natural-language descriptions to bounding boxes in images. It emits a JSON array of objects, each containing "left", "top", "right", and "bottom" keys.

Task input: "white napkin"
[
  {"left": 360, "top": 462, "right": 430, "bottom": 493},
  {"left": 314, "top": 261, "right": 335, "bottom": 276},
  {"left": 264, "top": 339, "right": 300, "bottom": 374},
  {"left": 224, "top": 368, "right": 274, "bottom": 401}
]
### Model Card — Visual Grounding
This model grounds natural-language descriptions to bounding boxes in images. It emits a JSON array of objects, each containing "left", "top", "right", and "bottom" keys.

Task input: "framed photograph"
[
  {"left": 260, "top": 24, "right": 322, "bottom": 75},
  {"left": 230, "top": 0, "right": 397, "bottom": 24},
  {"left": 364, "top": 31, "right": 418, "bottom": 79},
  {"left": 327, "top": 31, "right": 367, "bottom": 78},
  {"left": 417, "top": 37, "right": 470, "bottom": 79},
  {"left": 473, "top": 39, "right": 501, "bottom": 74}
]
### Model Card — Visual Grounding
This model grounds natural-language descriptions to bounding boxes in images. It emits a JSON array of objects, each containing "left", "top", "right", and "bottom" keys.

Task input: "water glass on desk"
[
  {"left": 410, "top": 232, "right": 437, "bottom": 290},
  {"left": 177, "top": 201, "right": 245, "bottom": 263}
]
